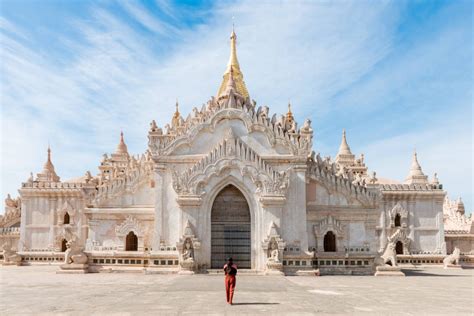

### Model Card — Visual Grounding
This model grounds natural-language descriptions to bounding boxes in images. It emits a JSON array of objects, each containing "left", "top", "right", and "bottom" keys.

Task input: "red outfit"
[{"left": 223, "top": 263, "right": 237, "bottom": 304}]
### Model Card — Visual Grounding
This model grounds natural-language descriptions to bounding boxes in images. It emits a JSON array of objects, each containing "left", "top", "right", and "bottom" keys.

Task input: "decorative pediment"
[
  {"left": 390, "top": 203, "right": 408, "bottom": 218},
  {"left": 115, "top": 216, "right": 144, "bottom": 237},
  {"left": 172, "top": 128, "right": 289, "bottom": 198},
  {"left": 388, "top": 227, "right": 411, "bottom": 255},
  {"left": 388, "top": 203, "right": 408, "bottom": 228},
  {"left": 313, "top": 215, "right": 345, "bottom": 237},
  {"left": 148, "top": 99, "right": 313, "bottom": 158}
]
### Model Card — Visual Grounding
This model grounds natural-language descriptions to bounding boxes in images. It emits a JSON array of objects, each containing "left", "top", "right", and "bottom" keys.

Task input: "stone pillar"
[
  {"left": 259, "top": 196, "right": 285, "bottom": 271},
  {"left": 407, "top": 198, "right": 416, "bottom": 252},
  {"left": 152, "top": 164, "right": 166, "bottom": 251},
  {"left": 292, "top": 163, "right": 309, "bottom": 252},
  {"left": 19, "top": 197, "right": 29, "bottom": 251},
  {"left": 380, "top": 199, "right": 388, "bottom": 252},
  {"left": 48, "top": 197, "right": 57, "bottom": 250}
]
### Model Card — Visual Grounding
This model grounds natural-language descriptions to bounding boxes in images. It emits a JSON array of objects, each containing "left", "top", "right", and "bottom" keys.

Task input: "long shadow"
[
  {"left": 403, "top": 270, "right": 465, "bottom": 277},
  {"left": 232, "top": 303, "right": 280, "bottom": 306}
]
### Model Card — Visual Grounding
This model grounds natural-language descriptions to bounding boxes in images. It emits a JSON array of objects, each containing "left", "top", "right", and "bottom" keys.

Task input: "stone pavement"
[{"left": 0, "top": 266, "right": 473, "bottom": 315}]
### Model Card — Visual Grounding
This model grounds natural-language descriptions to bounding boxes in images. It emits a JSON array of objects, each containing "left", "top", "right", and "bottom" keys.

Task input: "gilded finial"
[{"left": 286, "top": 101, "right": 294, "bottom": 121}]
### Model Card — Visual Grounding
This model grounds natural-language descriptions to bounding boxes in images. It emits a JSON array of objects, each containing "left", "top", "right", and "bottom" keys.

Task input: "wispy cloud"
[{"left": 1, "top": 1, "right": 471, "bottom": 212}]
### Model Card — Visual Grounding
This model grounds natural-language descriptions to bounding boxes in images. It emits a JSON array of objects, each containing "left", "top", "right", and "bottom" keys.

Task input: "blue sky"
[{"left": 1, "top": 0, "right": 472, "bottom": 213}]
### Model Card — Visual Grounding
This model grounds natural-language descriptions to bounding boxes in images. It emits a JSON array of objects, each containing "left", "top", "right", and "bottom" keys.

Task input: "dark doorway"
[
  {"left": 394, "top": 214, "right": 401, "bottom": 227},
  {"left": 396, "top": 241, "right": 403, "bottom": 255},
  {"left": 125, "top": 231, "right": 138, "bottom": 251},
  {"left": 63, "top": 212, "right": 70, "bottom": 224},
  {"left": 61, "top": 239, "right": 67, "bottom": 252},
  {"left": 324, "top": 231, "right": 336, "bottom": 252},
  {"left": 211, "top": 185, "right": 251, "bottom": 269}
]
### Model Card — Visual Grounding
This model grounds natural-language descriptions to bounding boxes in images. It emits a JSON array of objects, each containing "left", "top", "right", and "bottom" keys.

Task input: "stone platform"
[
  {"left": 1, "top": 266, "right": 473, "bottom": 315},
  {"left": 375, "top": 265, "right": 405, "bottom": 276}
]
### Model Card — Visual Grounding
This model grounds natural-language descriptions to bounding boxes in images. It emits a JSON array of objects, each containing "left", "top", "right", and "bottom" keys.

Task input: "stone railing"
[
  {"left": 380, "top": 183, "right": 443, "bottom": 191},
  {"left": 21, "top": 181, "right": 85, "bottom": 189},
  {"left": 0, "top": 227, "right": 20, "bottom": 235}
]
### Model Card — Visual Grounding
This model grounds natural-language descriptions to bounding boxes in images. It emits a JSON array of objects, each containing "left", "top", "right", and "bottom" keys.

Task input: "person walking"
[{"left": 223, "top": 257, "right": 237, "bottom": 305}]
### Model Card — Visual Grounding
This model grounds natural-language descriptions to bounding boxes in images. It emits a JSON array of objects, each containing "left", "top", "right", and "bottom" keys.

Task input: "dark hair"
[{"left": 227, "top": 257, "right": 233, "bottom": 262}]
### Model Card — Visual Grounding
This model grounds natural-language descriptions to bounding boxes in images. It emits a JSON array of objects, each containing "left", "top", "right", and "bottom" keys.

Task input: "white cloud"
[{"left": 1, "top": 1, "right": 471, "bottom": 214}]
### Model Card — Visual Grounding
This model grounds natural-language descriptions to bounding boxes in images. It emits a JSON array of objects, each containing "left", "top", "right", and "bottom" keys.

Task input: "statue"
[
  {"left": 268, "top": 240, "right": 280, "bottom": 263},
  {"left": 374, "top": 241, "right": 405, "bottom": 276},
  {"left": 176, "top": 221, "right": 200, "bottom": 274},
  {"left": 64, "top": 239, "right": 88, "bottom": 265},
  {"left": 300, "top": 119, "right": 313, "bottom": 133},
  {"left": 1, "top": 242, "right": 21, "bottom": 265},
  {"left": 375, "top": 242, "right": 397, "bottom": 267},
  {"left": 182, "top": 238, "right": 194, "bottom": 261},
  {"left": 443, "top": 247, "right": 461, "bottom": 268},
  {"left": 58, "top": 226, "right": 89, "bottom": 273}
]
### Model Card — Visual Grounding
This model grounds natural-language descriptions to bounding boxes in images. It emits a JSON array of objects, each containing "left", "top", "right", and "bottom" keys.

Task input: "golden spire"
[
  {"left": 172, "top": 99, "right": 181, "bottom": 128},
  {"left": 286, "top": 102, "right": 294, "bottom": 121},
  {"left": 217, "top": 28, "right": 249, "bottom": 98}
]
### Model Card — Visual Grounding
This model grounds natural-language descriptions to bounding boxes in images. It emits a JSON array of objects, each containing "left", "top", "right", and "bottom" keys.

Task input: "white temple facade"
[{"left": 2, "top": 31, "right": 472, "bottom": 273}]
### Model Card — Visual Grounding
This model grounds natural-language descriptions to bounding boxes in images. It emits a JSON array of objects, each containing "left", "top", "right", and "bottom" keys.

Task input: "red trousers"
[{"left": 225, "top": 275, "right": 236, "bottom": 304}]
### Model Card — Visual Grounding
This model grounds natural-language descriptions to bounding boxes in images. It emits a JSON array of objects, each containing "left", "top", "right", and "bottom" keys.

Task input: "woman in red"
[{"left": 223, "top": 257, "right": 237, "bottom": 305}]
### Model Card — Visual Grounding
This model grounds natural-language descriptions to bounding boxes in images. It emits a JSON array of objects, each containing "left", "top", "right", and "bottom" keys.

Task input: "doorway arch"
[
  {"left": 211, "top": 185, "right": 251, "bottom": 269},
  {"left": 324, "top": 231, "right": 336, "bottom": 252},
  {"left": 395, "top": 241, "right": 403, "bottom": 255},
  {"left": 125, "top": 231, "right": 138, "bottom": 251}
]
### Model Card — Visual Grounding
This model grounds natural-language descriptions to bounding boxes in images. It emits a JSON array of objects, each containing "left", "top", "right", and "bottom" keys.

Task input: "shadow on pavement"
[
  {"left": 232, "top": 303, "right": 280, "bottom": 306},
  {"left": 403, "top": 270, "right": 465, "bottom": 277}
]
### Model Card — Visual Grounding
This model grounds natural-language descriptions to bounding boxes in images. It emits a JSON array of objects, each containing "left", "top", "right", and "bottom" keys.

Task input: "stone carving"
[
  {"left": 374, "top": 240, "right": 405, "bottom": 276},
  {"left": 313, "top": 215, "right": 345, "bottom": 248},
  {"left": 176, "top": 221, "right": 201, "bottom": 274},
  {"left": 171, "top": 129, "right": 290, "bottom": 197},
  {"left": 388, "top": 227, "right": 411, "bottom": 255},
  {"left": 262, "top": 222, "right": 285, "bottom": 274},
  {"left": 443, "top": 247, "right": 461, "bottom": 268},
  {"left": 1, "top": 242, "right": 21, "bottom": 265},
  {"left": 389, "top": 203, "right": 408, "bottom": 228},
  {"left": 58, "top": 226, "right": 89, "bottom": 273},
  {"left": 1, "top": 194, "right": 21, "bottom": 228},
  {"left": 443, "top": 197, "right": 472, "bottom": 234},
  {"left": 375, "top": 242, "right": 397, "bottom": 267},
  {"left": 307, "top": 153, "right": 376, "bottom": 207},
  {"left": 116, "top": 216, "right": 144, "bottom": 237}
]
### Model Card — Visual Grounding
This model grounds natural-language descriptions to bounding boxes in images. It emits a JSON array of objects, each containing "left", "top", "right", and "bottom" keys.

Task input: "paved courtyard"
[{"left": 1, "top": 266, "right": 473, "bottom": 315}]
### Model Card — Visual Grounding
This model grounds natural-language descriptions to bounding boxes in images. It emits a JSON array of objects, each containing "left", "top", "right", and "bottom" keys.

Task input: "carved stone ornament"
[
  {"left": 443, "top": 247, "right": 461, "bottom": 268},
  {"left": 176, "top": 220, "right": 201, "bottom": 273},
  {"left": 115, "top": 216, "right": 144, "bottom": 237},
  {"left": 1, "top": 242, "right": 22, "bottom": 266},
  {"left": 388, "top": 227, "right": 411, "bottom": 255},
  {"left": 313, "top": 215, "right": 345, "bottom": 238},
  {"left": 58, "top": 226, "right": 89, "bottom": 273},
  {"left": 389, "top": 203, "right": 408, "bottom": 228},
  {"left": 172, "top": 128, "right": 290, "bottom": 198},
  {"left": 261, "top": 222, "right": 286, "bottom": 273}
]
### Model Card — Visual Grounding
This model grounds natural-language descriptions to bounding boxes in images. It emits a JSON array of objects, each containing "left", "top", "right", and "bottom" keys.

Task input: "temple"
[{"left": 1, "top": 30, "right": 472, "bottom": 273}]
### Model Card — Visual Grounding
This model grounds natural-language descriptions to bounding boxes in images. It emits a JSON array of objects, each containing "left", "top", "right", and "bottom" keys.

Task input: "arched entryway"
[
  {"left": 211, "top": 185, "right": 251, "bottom": 269},
  {"left": 395, "top": 241, "right": 403, "bottom": 255},
  {"left": 324, "top": 231, "right": 336, "bottom": 252},
  {"left": 125, "top": 231, "right": 138, "bottom": 251}
]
